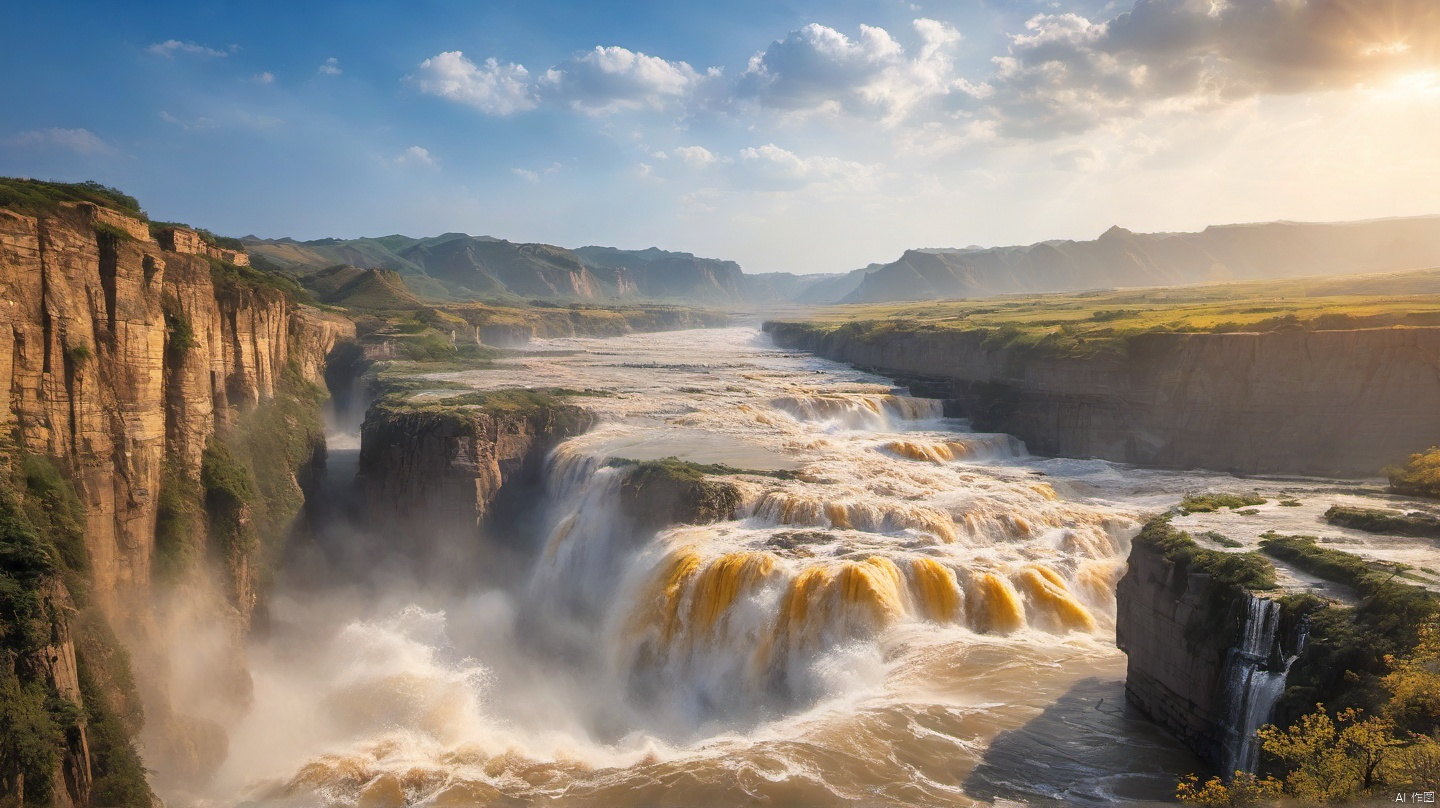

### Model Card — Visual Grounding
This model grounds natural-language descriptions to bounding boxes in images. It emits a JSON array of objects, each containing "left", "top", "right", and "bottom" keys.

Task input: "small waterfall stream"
[{"left": 1221, "top": 594, "right": 1306, "bottom": 775}]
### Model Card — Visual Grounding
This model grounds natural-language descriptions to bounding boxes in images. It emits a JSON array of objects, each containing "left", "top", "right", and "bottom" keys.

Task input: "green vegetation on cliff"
[
  {"left": 0, "top": 178, "right": 143, "bottom": 218},
  {"left": 1324, "top": 505, "right": 1440, "bottom": 538},
  {"left": 0, "top": 452, "right": 150, "bottom": 807},
  {"left": 0, "top": 485, "right": 67, "bottom": 806},
  {"left": 606, "top": 456, "right": 798, "bottom": 481},
  {"left": 195, "top": 367, "right": 326, "bottom": 603},
  {"left": 1181, "top": 626, "right": 1440, "bottom": 804},
  {"left": 207, "top": 255, "right": 313, "bottom": 303},
  {"left": 148, "top": 221, "right": 245, "bottom": 251},
  {"left": 1133, "top": 516, "right": 1277, "bottom": 591},
  {"left": 614, "top": 458, "right": 743, "bottom": 529},
  {"left": 370, "top": 384, "right": 598, "bottom": 428},
  {"left": 1179, "top": 537, "right": 1440, "bottom": 804}
]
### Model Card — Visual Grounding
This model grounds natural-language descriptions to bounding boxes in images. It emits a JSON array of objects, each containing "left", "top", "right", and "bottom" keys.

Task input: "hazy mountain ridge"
[
  {"left": 843, "top": 217, "right": 1440, "bottom": 303},
  {"left": 246, "top": 215, "right": 1440, "bottom": 308}
]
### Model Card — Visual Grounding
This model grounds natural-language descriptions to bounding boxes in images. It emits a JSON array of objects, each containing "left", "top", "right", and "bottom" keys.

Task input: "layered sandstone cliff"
[
  {"left": 764, "top": 322, "right": 1440, "bottom": 477},
  {"left": 0, "top": 200, "right": 353, "bottom": 804}
]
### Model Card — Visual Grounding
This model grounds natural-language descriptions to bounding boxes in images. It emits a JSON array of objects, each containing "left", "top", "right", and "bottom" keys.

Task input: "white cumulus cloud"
[
  {"left": 674, "top": 145, "right": 720, "bottom": 166},
  {"left": 738, "top": 20, "right": 962, "bottom": 121},
  {"left": 318, "top": 57, "right": 342, "bottom": 76},
  {"left": 415, "top": 52, "right": 538, "bottom": 115},
  {"left": 541, "top": 46, "right": 715, "bottom": 114}
]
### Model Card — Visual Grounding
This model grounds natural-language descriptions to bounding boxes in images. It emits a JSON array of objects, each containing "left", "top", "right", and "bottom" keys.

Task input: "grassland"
[{"left": 772, "top": 267, "right": 1440, "bottom": 355}]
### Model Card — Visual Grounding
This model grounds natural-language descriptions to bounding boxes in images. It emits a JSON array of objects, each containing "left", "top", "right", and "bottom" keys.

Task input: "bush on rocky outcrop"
[{"left": 1386, "top": 448, "right": 1440, "bottom": 500}]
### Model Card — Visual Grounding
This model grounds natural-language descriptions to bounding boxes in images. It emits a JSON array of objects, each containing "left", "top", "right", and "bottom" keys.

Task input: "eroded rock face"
[
  {"left": 155, "top": 226, "right": 250, "bottom": 266},
  {"left": 1, "top": 203, "right": 351, "bottom": 613},
  {"left": 1115, "top": 541, "right": 1235, "bottom": 766},
  {"left": 765, "top": 322, "right": 1440, "bottom": 477},
  {"left": 358, "top": 400, "right": 594, "bottom": 538},
  {"left": 0, "top": 202, "right": 354, "bottom": 798},
  {"left": 617, "top": 462, "right": 742, "bottom": 529}
]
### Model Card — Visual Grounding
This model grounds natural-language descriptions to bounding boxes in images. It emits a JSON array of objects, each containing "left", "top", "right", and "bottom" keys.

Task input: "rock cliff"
[
  {"left": 764, "top": 322, "right": 1440, "bottom": 477},
  {"left": 358, "top": 393, "right": 594, "bottom": 546},
  {"left": 1116, "top": 535, "right": 1246, "bottom": 768},
  {"left": 0, "top": 198, "right": 353, "bottom": 803},
  {"left": 1115, "top": 520, "right": 1303, "bottom": 774}
]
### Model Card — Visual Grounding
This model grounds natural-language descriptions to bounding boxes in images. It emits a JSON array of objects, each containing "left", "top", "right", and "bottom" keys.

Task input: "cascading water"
[
  {"left": 1220, "top": 594, "right": 1306, "bottom": 775},
  {"left": 219, "top": 327, "right": 1210, "bottom": 806}
]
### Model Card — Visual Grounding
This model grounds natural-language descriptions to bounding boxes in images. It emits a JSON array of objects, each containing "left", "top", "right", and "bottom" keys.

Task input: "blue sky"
[{"left": 3, "top": 0, "right": 1439, "bottom": 273}]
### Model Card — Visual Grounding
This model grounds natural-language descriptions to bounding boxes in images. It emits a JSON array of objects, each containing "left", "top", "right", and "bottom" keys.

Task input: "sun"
[{"left": 1373, "top": 71, "right": 1440, "bottom": 100}]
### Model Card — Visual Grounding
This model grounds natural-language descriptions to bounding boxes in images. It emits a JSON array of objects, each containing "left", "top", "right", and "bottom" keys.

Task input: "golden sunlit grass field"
[{"left": 770, "top": 266, "right": 1440, "bottom": 355}]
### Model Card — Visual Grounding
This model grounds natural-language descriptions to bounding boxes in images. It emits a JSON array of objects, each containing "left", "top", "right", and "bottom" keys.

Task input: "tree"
[
  {"left": 1384, "top": 622, "right": 1440, "bottom": 735},
  {"left": 1254, "top": 705, "right": 1401, "bottom": 801}
]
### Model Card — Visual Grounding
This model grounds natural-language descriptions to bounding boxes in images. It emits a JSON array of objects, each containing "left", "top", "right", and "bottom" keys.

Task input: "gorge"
[{"left": 5, "top": 183, "right": 1440, "bottom": 806}]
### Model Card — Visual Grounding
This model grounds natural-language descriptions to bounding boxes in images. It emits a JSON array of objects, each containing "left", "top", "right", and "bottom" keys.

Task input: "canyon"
[
  {"left": 5, "top": 182, "right": 1440, "bottom": 806},
  {"left": 0, "top": 194, "right": 734, "bottom": 806}
]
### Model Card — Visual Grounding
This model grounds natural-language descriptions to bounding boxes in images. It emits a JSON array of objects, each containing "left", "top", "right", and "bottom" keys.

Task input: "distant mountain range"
[{"left": 244, "top": 215, "right": 1440, "bottom": 308}]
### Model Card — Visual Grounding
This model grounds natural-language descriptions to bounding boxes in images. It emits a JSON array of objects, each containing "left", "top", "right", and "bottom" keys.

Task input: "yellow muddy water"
[{"left": 214, "top": 326, "right": 1424, "bottom": 806}]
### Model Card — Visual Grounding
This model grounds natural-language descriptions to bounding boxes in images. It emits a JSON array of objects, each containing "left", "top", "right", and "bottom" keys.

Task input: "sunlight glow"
[{"left": 1374, "top": 71, "right": 1440, "bottom": 100}]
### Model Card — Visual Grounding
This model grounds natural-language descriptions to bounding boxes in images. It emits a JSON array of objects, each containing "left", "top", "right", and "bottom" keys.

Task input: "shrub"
[
  {"left": 63, "top": 342, "right": 92, "bottom": 366},
  {"left": 152, "top": 464, "right": 202, "bottom": 583},
  {"left": 92, "top": 221, "right": 132, "bottom": 243},
  {"left": 395, "top": 331, "right": 457, "bottom": 362},
  {"left": 19, "top": 455, "right": 87, "bottom": 573},
  {"left": 1387, "top": 448, "right": 1440, "bottom": 499},
  {"left": 160, "top": 295, "right": 197, "bottom": 354},
  {"left": 1262, "top": 534, "right": 1439, "bottom": 721},
  {"left": 0, "top": 665, "right": 64, "bottom": 805},
  {"left": 201, "top": 436, "right": 259, "bottom": 573},
  {"left": 617, "top": 458, "right": 743, "bottom": 528},
  {"left": 1200, "top": 530, "right": 1244, "bottom": 548},
  {"left": 207, "top": 257, "right": 313, "bottom": 304},
  {"left": 77, "top": 653, "right": 150, "bottom": 807}
]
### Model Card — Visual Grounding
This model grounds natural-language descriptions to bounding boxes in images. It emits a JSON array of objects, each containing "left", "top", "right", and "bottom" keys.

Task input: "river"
[{"left": 205, "top": 326, "right": 1440, "bottom": 806}]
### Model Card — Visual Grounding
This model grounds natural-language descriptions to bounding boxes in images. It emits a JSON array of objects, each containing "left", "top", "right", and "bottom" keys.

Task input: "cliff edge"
[{"left": 764, "top": 321, "right": 1440, "bottom": 477}]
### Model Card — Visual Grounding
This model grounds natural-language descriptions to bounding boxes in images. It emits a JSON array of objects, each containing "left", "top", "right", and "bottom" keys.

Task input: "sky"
[{"left": 2, "top": 0, "right": 1439, "bottom": 274}]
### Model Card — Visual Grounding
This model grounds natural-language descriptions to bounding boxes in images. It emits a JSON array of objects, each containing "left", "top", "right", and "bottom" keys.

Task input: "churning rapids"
[{"left": 214, "top": 326, "right": 1301, "bottom": 806}]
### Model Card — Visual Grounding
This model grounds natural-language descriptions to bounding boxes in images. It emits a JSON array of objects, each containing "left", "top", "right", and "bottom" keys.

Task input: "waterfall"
[{"left": 1220, "top": 594, "right": 1305, "bottom": 775}]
